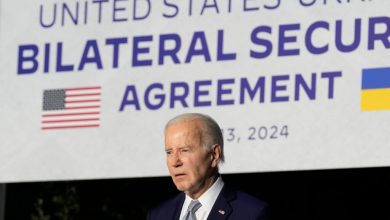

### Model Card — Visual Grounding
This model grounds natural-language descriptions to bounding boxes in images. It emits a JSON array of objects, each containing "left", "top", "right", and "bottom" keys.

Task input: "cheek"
[
  {"left": 192, "top": 158, "right": 210, "bottom": 177},
  {"left": 166, "top": 160, "right": 175, "bottom": 174}
]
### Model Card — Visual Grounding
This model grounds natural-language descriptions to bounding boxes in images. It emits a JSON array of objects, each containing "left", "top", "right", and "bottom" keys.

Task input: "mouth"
[{"left": 174, "top": 173, "right": 186, "bottom": 179}]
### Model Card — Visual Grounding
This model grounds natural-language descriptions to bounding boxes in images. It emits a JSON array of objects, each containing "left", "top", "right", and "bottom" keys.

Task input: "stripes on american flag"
[{"left": 41, "top": 86, "right": 101, "bottom": 130}]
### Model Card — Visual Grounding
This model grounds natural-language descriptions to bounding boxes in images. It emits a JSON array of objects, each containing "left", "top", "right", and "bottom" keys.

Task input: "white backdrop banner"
[{"left": 0, "top": 0, "right": 389, "bottom": 182}]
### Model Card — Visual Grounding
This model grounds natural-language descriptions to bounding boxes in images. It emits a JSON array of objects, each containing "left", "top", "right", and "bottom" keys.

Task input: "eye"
[
  {"left": 180, "top": 148, "right": 190, "bottom": 153},
  {"left": 165, "top": 150, "right": 172, "bottom": 155}
]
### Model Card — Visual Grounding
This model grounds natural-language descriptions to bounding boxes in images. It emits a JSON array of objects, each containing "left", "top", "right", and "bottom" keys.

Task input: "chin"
[
  {"left": 175, "top": 184, "right": 186, "bottom": 192},
  {"left": 174, "top": 182, "right": 190, "bottom": 192}
]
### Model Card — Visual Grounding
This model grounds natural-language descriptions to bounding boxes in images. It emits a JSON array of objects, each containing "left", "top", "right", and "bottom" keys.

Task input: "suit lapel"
[
  {"left": 173, "top": 193, "right": 185, "bottom": 220},
  {"left": 207, "top": 185, "right": 236, "bottom": 220}
]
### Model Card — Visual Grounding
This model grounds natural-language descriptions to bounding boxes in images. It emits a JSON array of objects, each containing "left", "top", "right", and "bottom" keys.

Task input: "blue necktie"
[{"left": 184, "top": 200, "right": 202, "bottom": 220}]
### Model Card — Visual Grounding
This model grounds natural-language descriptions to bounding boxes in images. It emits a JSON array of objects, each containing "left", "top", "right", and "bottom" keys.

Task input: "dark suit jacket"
[{"left": 147, "top": 185, "right": 270, "bottom": 220}]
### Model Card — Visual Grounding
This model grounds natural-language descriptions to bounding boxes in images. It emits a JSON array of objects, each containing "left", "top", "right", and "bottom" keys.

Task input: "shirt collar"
[{"left": 183, "top": 176, "right": 224, "bottom": 213}]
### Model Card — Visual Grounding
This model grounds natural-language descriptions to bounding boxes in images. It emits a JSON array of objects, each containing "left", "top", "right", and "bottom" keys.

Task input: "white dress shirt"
[{"left": 179, "top": 176, "right": 224, "bottom": 220}]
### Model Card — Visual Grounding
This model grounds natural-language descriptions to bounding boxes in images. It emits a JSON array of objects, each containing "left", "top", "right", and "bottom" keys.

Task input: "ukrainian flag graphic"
[{"left": 361, "top": 67, "right": 390, "bottom": 111}]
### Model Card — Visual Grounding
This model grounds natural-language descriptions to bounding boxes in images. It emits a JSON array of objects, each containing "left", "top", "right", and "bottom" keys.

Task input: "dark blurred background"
[{"left": 4, "top": 166, "right": 390, "bottom": 220}]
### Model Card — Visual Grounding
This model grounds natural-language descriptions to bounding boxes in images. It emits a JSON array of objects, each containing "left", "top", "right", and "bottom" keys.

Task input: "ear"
[{"left": 210, "top": 144, "right": 221, "bottom": 168}]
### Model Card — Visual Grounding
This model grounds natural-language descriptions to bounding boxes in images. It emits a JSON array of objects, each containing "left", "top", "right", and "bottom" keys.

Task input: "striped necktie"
[{"left": 184, "top": 200, "right": 202, "bottom": 220}]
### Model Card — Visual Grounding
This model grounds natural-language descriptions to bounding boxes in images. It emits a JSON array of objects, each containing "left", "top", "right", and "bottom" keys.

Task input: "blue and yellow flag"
[{"left": 361, "top": 67, "right": 390, "bottom": 111}]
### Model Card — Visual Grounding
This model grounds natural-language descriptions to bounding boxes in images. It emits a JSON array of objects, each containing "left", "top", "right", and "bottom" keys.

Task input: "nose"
[{"left": 170, "top": 151, "right": 183, "bottom": 168}]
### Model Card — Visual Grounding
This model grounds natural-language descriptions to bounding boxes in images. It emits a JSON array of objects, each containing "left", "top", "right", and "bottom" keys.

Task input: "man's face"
[{"left": 165, "top": 120, "right": 218, "bottom": 198}]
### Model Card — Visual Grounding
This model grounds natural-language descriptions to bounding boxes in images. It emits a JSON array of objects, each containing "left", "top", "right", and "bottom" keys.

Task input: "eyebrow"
[{"left": 165, "top": 145, "right": 191, "bottom": 151}]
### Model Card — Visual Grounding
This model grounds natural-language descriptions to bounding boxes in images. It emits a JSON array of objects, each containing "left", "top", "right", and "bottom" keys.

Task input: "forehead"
[{"left": 165, "top": 120, "right": 203, "bottom": 145}]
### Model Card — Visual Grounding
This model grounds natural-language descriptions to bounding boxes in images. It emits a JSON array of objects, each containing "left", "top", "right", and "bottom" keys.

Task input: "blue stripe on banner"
[{"left": 362, "top": 67, "right": 390, "bottom": 90}]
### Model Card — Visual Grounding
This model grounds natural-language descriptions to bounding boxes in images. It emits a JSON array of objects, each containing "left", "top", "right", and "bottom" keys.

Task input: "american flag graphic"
[{"left": 41, "top": 86, "right": 101, "bottom": 130}]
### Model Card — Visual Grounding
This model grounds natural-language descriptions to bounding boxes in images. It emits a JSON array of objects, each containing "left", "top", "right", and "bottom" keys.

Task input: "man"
[{"left": 148, "top": 113, "right": 270, "bottom": 220}]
